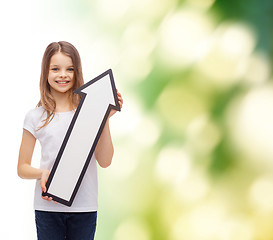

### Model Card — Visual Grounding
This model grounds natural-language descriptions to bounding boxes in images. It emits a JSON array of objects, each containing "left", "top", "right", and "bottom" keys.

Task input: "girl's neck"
[
  {"left": 51, "top": 89, "right": 74, "bottom": 113},
  {"left": 55, "top": 101, "right": 74, "bottom": 113}
]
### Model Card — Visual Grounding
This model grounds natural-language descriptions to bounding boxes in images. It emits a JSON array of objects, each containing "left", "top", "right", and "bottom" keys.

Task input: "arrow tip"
[{"left": 74, "top": 69, "right": 120, "bottom": 111}]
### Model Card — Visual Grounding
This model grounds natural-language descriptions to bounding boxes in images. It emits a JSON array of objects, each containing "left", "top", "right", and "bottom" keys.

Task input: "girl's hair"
[{"left": 37, "top": 41, "right": 84, "bottom": 129}]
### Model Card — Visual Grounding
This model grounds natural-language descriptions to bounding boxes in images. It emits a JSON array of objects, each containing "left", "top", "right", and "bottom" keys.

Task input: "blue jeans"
[{"left": 35, "top": 210, "right": 97, "bottom": 240}]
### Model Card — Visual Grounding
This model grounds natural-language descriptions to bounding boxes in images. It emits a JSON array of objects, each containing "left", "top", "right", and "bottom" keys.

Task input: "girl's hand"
[
  {"left": 40, "top": 169, "right": 57, "bottom": 203},
  {"left": 109, "top": 89, "right": 123, "bottom": 117}
]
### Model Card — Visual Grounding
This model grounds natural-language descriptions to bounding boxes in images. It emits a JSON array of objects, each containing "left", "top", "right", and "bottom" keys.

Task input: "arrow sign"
[{"left": 42, "top": 69, "right": 120, "bottom": 206}]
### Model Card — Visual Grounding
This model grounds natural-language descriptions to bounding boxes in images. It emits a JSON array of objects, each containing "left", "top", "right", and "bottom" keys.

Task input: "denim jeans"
[{"left": 35, "top": 210, "right": 97, "bottom": 240}]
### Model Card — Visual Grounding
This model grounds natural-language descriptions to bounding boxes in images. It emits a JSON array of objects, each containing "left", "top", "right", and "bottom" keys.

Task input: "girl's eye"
[
  {"left": 68, "top": 68, "right": 74, "bottom": 72},
  {"left": 52, "top": 68, "right": 58, "bottom": 71}
]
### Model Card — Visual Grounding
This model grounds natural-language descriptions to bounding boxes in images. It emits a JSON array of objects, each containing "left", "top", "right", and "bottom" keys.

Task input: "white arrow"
[{"left": 43, "top": 69, "right": 120, "bottom": 206}]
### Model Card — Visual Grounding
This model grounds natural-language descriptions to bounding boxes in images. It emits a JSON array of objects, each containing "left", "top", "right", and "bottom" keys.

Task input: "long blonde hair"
[{"left": 37, "top": 41, "right": 84, "bottom": 129}]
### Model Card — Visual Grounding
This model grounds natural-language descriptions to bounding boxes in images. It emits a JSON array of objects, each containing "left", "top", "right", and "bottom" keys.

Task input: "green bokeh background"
[{"left": 31, "top": 0, "right": 273, "bottom": 239}]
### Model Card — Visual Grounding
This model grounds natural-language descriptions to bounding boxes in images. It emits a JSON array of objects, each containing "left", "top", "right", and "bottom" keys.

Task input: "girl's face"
[{"left": 48, "top": 52, "right": 75, "bottom": 95}]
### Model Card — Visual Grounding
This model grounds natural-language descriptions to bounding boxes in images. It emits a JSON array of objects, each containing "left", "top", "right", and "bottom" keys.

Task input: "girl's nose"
[{"left": 59, "top": 70, "right": 67, "bottom": 78}]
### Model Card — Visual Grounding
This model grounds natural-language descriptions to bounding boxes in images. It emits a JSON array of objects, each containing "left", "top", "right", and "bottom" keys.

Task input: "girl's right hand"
[{"left": 40, "top": 169, "right": 53, "bottom": 202}]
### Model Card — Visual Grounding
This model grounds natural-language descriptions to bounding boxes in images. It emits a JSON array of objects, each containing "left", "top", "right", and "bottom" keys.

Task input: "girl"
[{"left": 17, "top": 41, "right": 123, "bottom": 240}]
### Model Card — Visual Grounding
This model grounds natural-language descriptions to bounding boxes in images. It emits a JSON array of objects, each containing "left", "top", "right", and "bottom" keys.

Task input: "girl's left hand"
[
  {"left": 40, "top": 169, "right": 58, "bottom": 204},
  {"left": 109, "top": 89, "right": 123, "bottom": 117}
]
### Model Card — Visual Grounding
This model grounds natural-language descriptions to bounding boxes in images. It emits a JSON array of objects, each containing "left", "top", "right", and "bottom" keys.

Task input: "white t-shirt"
[{"left": 23, "top": 106, "right": 98, "bottom": 212}]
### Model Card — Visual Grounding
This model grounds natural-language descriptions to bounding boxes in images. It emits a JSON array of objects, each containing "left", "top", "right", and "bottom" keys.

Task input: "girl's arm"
[
  {"left": 17, "top": 129, "right": 50, "bottom": 194},
  {"left": 18, "top": 129, "right": 42, "bottom": 178},
  {"left": 95, "top": 90, "right": 123, "bottom": 168},
  {"left": 95, "top": 119, "right": 114, "bottom": 168}
]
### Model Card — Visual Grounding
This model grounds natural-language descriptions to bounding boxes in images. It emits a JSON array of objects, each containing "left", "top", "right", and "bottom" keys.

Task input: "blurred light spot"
[
  {"left": 171, "top": 202, "right": 227, "bottom": 239},
  {"left": 157, "top": 83, "right": 207, "bottom": 132},
  {"left": 119, "top": 21, "right": 156, "bottom": 82},
  {"left": 109, "top": 141, "right": 140, "bottom": 179},
  {"left": 159, "top": 8, "right": 213, "bottom": 68},
  {"left": 249, "top": 176, "right": 273, "bottom": 213},
  {"left": 83, "top": 39, "right": 120, "bottom": 74},
  {"left": 110, "top": 95, "right": 142, "bottom": 138},
  {"left": 130, "top": 0, "right": 177, "bottom": 20},
  {"left": 156, "top": 145, "right": 192, "bottom": 186},
  {"left": 218, "top": 218, "right": 254, "bottom": 240},
  {"left": 113, "top": 218, "right": 150, "bottom": 240},
  {"left": 197, "top": 22, "right": 256, "bottom": 87},
  {"left": 133, "top": 115, "right": 161, "bottom": 147},
  {"left": 186, "top": 0, "right": 216, "bottom": 9},
  {"left": 188, "top": 203, "right": 226, "bottom": 237},
  {"left": 119, "top": 56, "right": 152, "bottom": 83},
  {"left": 219, "top": 23, "right": 255, "bottom": 57},
  {"left": 122, "top": 21, "right": 156, "bottom": 55},
  {"left": 95, "top": 0, "right": 131, "bottom": 22},
  {"left": 186, "top": 115, "right": 221, "bottom": 155},
  {"left": 229, "top": 85, "right": 273, "bottom": 167},
  {"left": 244, "top": 52, "right": 270, "bottom": 85},
  {"left": 176, "top": 170, "right": 209, "bottom": 203}
]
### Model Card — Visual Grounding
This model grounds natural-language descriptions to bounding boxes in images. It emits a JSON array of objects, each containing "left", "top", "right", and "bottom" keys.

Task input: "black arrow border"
[{"left": 42, "top": 69, "right": 120, "bottom": 206}]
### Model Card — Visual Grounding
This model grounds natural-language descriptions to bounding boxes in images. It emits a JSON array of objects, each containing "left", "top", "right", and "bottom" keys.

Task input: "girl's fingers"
[
  {"left": 116, "top": 90, "right": 122, "bottom": 98},
  {"left": 41, "top": 184, "right": 46, "bottom": 192},
  {"left": 116, "top": 92, "right": 123, "bottom": 108},
  {"left": 41, "top": 192, "right": 57, "bottom": 203},
  {"left": 42, "top": 195, "right": 48, "bottom": 200},
  {"left": 110, "top": 89, "right": 123, "bottom": 114},
  {"left": 40, "top": 169, "right": 50, "bottom": 192},
  {"left": 41, "top": 194, "right": 53, "bottom": 202}
]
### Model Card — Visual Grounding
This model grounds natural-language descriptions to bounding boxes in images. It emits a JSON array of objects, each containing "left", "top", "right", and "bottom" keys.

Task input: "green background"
[{"left": 29, "top": 0, "right": 273, "bottom": 239}]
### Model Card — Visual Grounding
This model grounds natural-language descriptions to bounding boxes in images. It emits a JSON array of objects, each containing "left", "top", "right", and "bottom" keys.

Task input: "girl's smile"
[
  {"left": 54, "top": 80, "right": 72, "bottom": 87},
  {"left": 55, "top": 80, "right": 70, "bottom": 84}
]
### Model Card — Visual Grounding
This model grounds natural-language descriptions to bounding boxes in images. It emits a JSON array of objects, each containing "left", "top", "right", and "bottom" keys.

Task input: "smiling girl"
[{"left": 17, "top": 41, "right": 123, "bottom": 240}]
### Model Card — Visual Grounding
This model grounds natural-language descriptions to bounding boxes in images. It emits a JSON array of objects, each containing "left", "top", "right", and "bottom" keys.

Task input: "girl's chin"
[{"left": 50, "top": 86, "right": 73, "bottom": 95}]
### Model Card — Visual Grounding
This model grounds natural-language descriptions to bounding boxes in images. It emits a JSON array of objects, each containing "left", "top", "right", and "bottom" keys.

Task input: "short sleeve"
[{"left": 23, "top": 109, "right": 38, "bottom": 139}]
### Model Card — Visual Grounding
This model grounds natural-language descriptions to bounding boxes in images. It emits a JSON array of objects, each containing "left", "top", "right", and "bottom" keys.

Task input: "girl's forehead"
[{"left": 50, "top": 52, "right": 73, "bottom": 65}]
